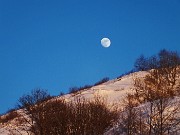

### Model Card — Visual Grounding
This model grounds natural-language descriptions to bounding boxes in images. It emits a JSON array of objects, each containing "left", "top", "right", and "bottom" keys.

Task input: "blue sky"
[{"left": 0, "top": 0, "right": 180, "bottom": 113}]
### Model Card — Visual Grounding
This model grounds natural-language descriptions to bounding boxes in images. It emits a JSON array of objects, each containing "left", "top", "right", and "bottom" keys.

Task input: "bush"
[
  {"left": 59, "top": 92, "right": 65, "bottom": 96},
  {"left": 18, "top": 96, "right": 118, "bottom": 134},
  {"left": 17, "top": 88, "right": 51, "bottom": 109},
  {"left": 68, "top": 77, "right": 111, "bottom": 95},
  {"left": 69, "top": 87, "right": 80, "bottom": 94},
  {"left": 117, "top": 70, "right": 135, "bottom": 79},
  {"left": 69, "top": 85, "right": 93, "bottom": 94},
  {"left": 134, "top": 49, "right": 180, "bottom": 72},
  {"left": 0, "top": 110, "right": 18, "bottom": 123},
  {"left": 94, "top": 77, "right": 109, "bottom": 86}
]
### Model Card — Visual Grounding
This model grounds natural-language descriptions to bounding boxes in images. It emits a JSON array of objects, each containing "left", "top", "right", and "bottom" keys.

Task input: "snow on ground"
[
  {"left": 62, "top": 71, "right": 147, "bottom": 104},
  {"left": 4, "top": 70, "right": 179, "bottom": 135},
  {"left": 1, "top": 70, "right": 179, "bottom": 134}
]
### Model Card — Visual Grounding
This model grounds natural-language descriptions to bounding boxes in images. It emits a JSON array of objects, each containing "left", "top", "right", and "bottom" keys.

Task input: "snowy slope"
[
  {"left": 62, "top": 71, "right": 147, "bottom": 104},
  {"left": 3, "top": 70, "right": 179, "bottom": 134},
  {"left": 1, "top": 70, "right": 180, "bottom": 134}
]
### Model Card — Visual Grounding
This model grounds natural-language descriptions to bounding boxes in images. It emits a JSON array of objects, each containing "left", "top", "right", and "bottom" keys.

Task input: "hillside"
[
  {"left": 0, "top": 70, "right": 179, "bottom": 135},
  {"left": 0, "top": 71, "right": 144, "bottom": 134},
  {"left": 62, "top": 71, "right": 147, "bottom": 104}
]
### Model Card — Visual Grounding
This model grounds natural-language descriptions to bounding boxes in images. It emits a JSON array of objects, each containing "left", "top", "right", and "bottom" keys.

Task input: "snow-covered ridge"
[
  {"left": 1, "top": 70, "right": 179, "bottom": 135},
  {"left": 62, "top": 71, "right": 147, "bottom": 103},
  {"left": 1, "top": 71, "right": 146, "bottom": 134}
]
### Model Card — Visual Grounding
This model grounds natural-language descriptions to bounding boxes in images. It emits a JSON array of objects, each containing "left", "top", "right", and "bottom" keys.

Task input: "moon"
[{"left": 101, "top": 38, "right": 111, "bottom": 48}]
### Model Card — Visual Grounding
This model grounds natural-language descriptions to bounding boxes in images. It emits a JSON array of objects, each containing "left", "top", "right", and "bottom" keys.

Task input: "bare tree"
[
  {"left": 18, "top": 88, "right": 51, "bottom": 109},
  {"left": 134, "top": 50, "right": 180, "bottom": 135},
  {"left": 15, "top": 92, "right": 118, "bottom": 135},
  {"left": 114, "top": 94, "right": 148, "bottom": 135},
  {"left": 16, "top": 89, "right": 51, "bottom": 134},
  {"left": 134, "top": 55, "right": 148, "bottom": 71}
]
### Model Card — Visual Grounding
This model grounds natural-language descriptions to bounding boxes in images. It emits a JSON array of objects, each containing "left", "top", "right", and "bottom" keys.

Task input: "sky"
[{"left": 0, "top": 0, "right": 180, "bottom": 114}]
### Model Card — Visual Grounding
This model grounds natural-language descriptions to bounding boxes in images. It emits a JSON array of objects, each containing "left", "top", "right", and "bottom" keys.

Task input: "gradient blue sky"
[{"left": 0, "top": 0, "right": 180, "bottom": 113}]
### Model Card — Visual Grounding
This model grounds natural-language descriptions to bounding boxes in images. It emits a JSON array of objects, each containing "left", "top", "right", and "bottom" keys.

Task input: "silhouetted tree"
[
  {"left": 134, "top": 49, "right": 180, "bottom": 72},
  {"left": 18, "top": 88, "right": 51, "bottom": 109},
  {"left": 134, "top": 55, "right": 148, "bottom": 71},
  {"left": 16, "top": 89, "right": 51, "bottom": 134}
]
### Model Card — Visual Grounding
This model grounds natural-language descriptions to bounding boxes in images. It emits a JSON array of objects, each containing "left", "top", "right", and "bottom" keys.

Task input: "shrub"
[
  {"left": 0, "top": 110, "right": 18, "bottom": 123},
  {"left": 94, "top": 77, "right": 109, "bottom": 86},
  {"left": 117, "top": 70, "right": 135, "bottom": 79},
  {"left": 69, "top": 87, "right": 80, "bottom": 94},
  {"left": 69, "top": 85, "right": 93, "bottom": 94},
  {"left": 17, "top": 88, "right": 51, "bottom": 109},
  {"left": 134, "top": 49, "right": 180, "bottom": 72},
  {"left": 18, "top": 96, "right": 118, "bottom": 134}
]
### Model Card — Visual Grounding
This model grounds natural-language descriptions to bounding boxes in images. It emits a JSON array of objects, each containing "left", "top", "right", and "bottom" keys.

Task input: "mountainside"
[
  {"left": 0, "top": 71, "right": 143, "bottom": 134},
  {"left": 0, "top": 70, "right": 179, "bottom": 135},
  {"left": 62, "top": 71, "right": 147, "bottom": 104}
]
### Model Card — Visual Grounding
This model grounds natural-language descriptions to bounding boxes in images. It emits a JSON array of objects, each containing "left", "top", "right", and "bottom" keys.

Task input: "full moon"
[{"left": 101, "top": 38, "right": 111, "bottom": 48}]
